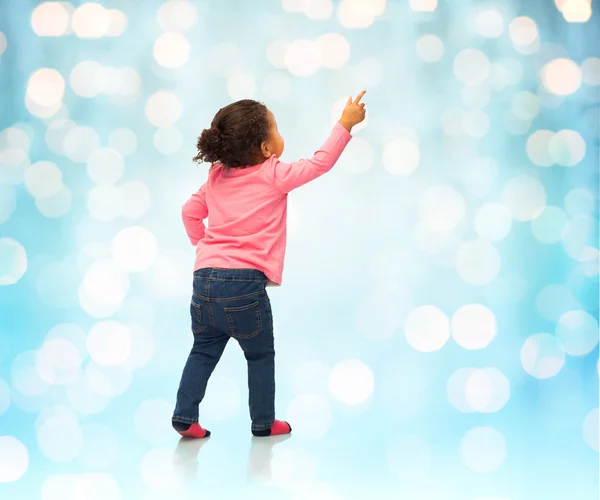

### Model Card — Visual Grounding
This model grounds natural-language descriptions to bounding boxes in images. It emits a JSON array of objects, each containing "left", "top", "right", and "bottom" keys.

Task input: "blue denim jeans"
[{"left": 172, "top": 268, "right": 275, "bottom": 432}]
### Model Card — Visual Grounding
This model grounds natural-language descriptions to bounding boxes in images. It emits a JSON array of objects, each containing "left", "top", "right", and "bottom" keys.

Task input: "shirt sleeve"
[
  {"left": 269, "top": 122, "right": 352, "bottom": 194},
  {"left": 182, "top": 183, "right": 208, "bottom": 245}
]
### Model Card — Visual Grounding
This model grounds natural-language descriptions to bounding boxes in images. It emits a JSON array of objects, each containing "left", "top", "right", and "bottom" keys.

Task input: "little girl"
[{"left": 172, "top": 91, "right": 367, "bottom": 438}]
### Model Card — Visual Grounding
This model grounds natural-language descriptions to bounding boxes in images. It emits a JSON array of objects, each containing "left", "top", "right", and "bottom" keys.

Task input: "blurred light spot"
[
  {"left": 521, "top": 333, "right": 565, "bottom": 379},
  {"left": 506, "top": 116, "right": 532, "bottom": 135},
  {"left": 0, "top": 436, "right": 29, "bottom": 482},
  {"left": 536, "top": 284, "right": 580, "bottom": 321},
  {"left": 454, "top": 49, "right": 491, "bottom": 86},
  {"left": 509, "top": 16, "right": 538, "bottom": 45},
  {"left": 383, "top": 138, "right": 420, "bottom": 175},
  {"left": 120, "top": 181, "right": 151, "bottom": 219},
  {"left": 419, "top": 186, "right": 466, "bottom": 232},
  {"left": 317, "top": 33, "right": 350, "bottom": 69},
  {"left": 0, "top": 125, "right": 32, "bottom": 151},
  {"left": 387, "top": 435, "right": 430, "bottom": 480},
  {"left": 36, "top": 339, "right": 81, "bottom": 386},
  {"left": 36, "top": 186, "right": 72, "bottom": 218},
  {"left": 337, "top": 0, "right": 378, "bottom": 29},
  {"left": 11, "top": 350, "right": 51, "bottom": 397},
  {"left": 531, "top": 206, "right": 568, "bottom": 244},
  {"left": 405, "top": 306, "right": 450, "bottom": 352},
  {"left": 41, "top": 474, "right": 77, "bottom": 500},
  {"left": 227, "top": 72, "right": 256, "bottom": 100},
  {"left": 32, "top": 2, "right": 71, "bottom": 36},
  {"left": 582, "top": 58, "right": 600, "bottom": 85},
  {"left": 37, "top": 412, "right": 83, "bottom": 462},
  {"left": 542, "top": 58, "right": 582, "bottom": 96},
  {"left": 474, "top": 203, "right": 512, "bottom": 242},
  {"left": 0, "top": 148, "right": 30, "bottom": 185},
  {"left": 447, "top": 367, "right": 477, "bottom": 413},
  {"left": 106, "top": 9, "right": 127, "bottom": 37},
  {"left": 285, "top": 39, "right": 321, "bottom": 76},
  {"left": 556, "top": 310, "right": 599, "bottom": 356},
  {"left": 456, "top": 239, "right": 501, "bottom": 285},
  {"left": 157, "top": 0, "right": 197, "bottom": 32},
  {"left": 149, "top": 251, "right": 190, "bottom": 299},
  {"left": 111, "top": 226, "right": 158, "bottom": 272},
  {"left": 475, "top": 8, "right": 504, "bottom": 38},
  {"left": 87, "top": 321, "right": 132, "bottom": 366},
  {"left": 285, "top": 394, "right": 332, "bottom": 439},
  {"left": 329, "top": 359, "right": 374, "bottom": 404},
  {"left": 459, "top": 157, "right": 497, "bottom": 198},
  {"left": 548, "top": 129, "right": 586, "bottom": 166},
  {"left": 69, "top": 61, "right": 106, "bottom": 98},
  {"left": 441, "top": 107, "right": 464, "bottom": 136},
  {"left": 201, "top": 375, "right": 241, "bottom": 420},
  {"left": 263, "top": 72, "right": 292, "bottom": 101},
  {"left": 561, "top": 215, "right": 596, "bottom": 260},
  {"left": 79, "top": 424, "right": 118, "bottom": 469},
  {"left": 45, "top": 118, "right": 76, "bottom": 155},
  {"left": 141, "top": 448, "right": 182, "bottom": 492},
  {"left": 526, "top": 129, "right": 554, "bottom": 167},
  {"left": 451, "top": 304, "right": 497, "bottom": 350},
  {"left": 0, "top": 379, "right": 9, "bottom": 415},
  {"left": 511, "top": 91, "right": 539, "bottom": 120},
  {"left": 64, "top": 126, "right": 101, "bottom": 163},
  {"left": 66, "top": 376, "right": 110, "bottom": 415},
  {"left": 267, "top": 40, "right": 289, "bottom": 69},
  {"left": 416, "top": 34, "right": 444, "bottom": 63},
  {"left": 80, "top": 259, "right": 130, "bottom": 317},
  {"left": 461, "top": 86, "right": 490, "bottom": 108},
  {"left": 463, "top": 109, "right": 490, "bottom": 138},
  {"left": 338, "top": 137, "right": 374, "bottom": 173},
  {"left": 461, "top": 427, "right": 506, "bottom": 472},
  {"left": 134, "top": 399, "right": 174, "bottom": 444},
  {"left": 583, "top": 408, "right": 599, "bottom": 451},
  {"left": 154, "top": 126, "right": 183, "bottom": 155},
  {"left": 306, "top": 0, "right": 334, "bottom": 19},
  {"left": 27, "top": 68, "right": 65, "bottom": 107},
  {"left": 501, "top": 175, "right": 546, "bottom": 221},
  {"left": 153, "top": 33, "right": 190, "bottom": 68},
  {"left": 0, "top": 32, "right": 6, "bottom": 55},
  {"left": 145, "top": 91, "right": 182, "bottom": 127},
  {"left": 465, "top": 368, "right": 510, "bottom": 413},
  {"left": 86, "top": 363, "right": 131, "bottom": 397},
  {"left": 87, "top": 148, "right": 124, "bottom": 184},
  {"left": 72, "top": 3, "right": 110, "bottom": 38},
  {"left": 87, "top": 184, "right": 123, "bottom": 222},
  {"left": 108, "top": 128, "right": 137, "bottom": 156},
  {"left": 282, "top": 0, "right": 310, "bottom": 13},
  {"left": 0, "top": 184, "right": 16, "bottom": 223},
  {"left": 25, "top": 161, "right": 63, "bottom": 199},
  {"left": 410, "top": 0, "right": 437, "bottom": 11},
  {"left": 46, "top": 323, "right": 87, "bottom": 360},
  {"left": 561, "top": 0, "right": 592, "bottom": 22},
  {"left": 0, "top": 238, "right": 27, "bottom": 285},
  {"left": 579, "top": 247, "right": 600, "bottom": 277},
  {"left": 122, "top": 324, "right": 155, "bottom": 369}
]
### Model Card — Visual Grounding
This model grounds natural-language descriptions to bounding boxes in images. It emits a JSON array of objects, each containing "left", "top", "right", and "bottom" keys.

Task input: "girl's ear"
[{"left": 260, "top": 141, "right": 271, "bottom": 158}]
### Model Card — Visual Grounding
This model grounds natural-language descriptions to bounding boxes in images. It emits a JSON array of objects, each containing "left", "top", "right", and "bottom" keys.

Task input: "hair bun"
[{"left": 196, "top": 127, "right": 223, "bottom": 164}]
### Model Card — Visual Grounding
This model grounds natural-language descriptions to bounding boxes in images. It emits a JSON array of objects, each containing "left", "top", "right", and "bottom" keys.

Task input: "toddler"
[{"left": 172, "top": 91, "right": 367, "bottom": 438}]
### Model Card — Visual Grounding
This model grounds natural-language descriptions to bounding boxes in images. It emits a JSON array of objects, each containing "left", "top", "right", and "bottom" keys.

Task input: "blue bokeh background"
[{"left": 0, "top": 0, "right": 598, "bottom": 499}]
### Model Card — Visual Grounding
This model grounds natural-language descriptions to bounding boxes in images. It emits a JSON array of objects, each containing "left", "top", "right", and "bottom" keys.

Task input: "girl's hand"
[{"left": 338, "top": 90, "right": 367, "bottom": 133}]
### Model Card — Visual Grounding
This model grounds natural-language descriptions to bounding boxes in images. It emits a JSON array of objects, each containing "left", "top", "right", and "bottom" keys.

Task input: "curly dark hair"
[{"left": 193, "top": 99, "right": 270, "bottom": 168}]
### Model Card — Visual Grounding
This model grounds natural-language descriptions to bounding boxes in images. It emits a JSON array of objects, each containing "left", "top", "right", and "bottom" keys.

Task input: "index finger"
[{"left": 354, "top": 90, "right": 367, "bottom": 104}]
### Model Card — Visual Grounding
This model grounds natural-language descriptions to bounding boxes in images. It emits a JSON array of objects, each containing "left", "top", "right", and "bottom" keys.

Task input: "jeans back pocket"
[
  {"left": 224, "top": 301, "right": 263, "bottom": 339},
  {"left": 190, "top": 301, "right": 207, "bottom": 334}
]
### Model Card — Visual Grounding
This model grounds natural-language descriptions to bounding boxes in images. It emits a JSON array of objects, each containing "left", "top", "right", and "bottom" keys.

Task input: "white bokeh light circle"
[
  {"left": 475, "top": 8, "right": 504, "bottom": 38},
  {"left": 72, "top": 3, "right": 110, "bottom": 38},
  {"left": 70, "top": 61, "right": 106, "bottom": 98},
  {"left": 542, "top": 58, "right": 582, "bottom": 96},
  {"left": 67, "top": 376, "right": 110, "bottom": 415},
  {"left": 27, "top": 68, "right": 65, "bottom": 107},
  {"left": 461, "top": 427, "right": 506, "bottom": 473},
  {"left": 511, "top": 91, "right": 540, "bottom": 120},
  {"left": 11, "top": 351, "right": 51, "bottom": 397},
  {"left": 0, "top": 147, "right": 29, "bottom": 185},
  {"left": 35, "top": 186, "right": 72, "bottom": 218},
  {"left": 153, "top": 33, "right": 190, "bottom": 68},
  {"left": 474, "top": 203, "right": 512, "bottom": 242},
  {"left": 305, "top": 0, "right": 334, "bottom": 19},
  {"left": 86, "top": 362, "right": 132, "bottom": 397},
  {"left": 0, "top": 32, "right": 5, "bottom": 55},
  {"left": 562, "top": 215, "right": 596, "bottom": 260},
  {"left": 526, "top": 130, "right": 554, "bottom": 167},
  {"left": 387, "top": 435, "right": 431, "bottom": 480},
  {"left": 120, "top": 181, "right": 151, "bottom": 219},
  {"left": 416, "top": 34, "right": 444, "bottom": 63},
  {"left": 451, "top": 304, "right": 497, "bottom": 350},
  {"left": 87, "top": 184, "right": 123, "bottom": 222},
  {"left": 87, "top": 148, "right": 124, "bottom": 184},
  {"left": 285, "top": 394, "right": 333, "bottom": 440},
  {"left": 530, "top": 206, "right": 568, "bottom": 244},
  {"left": 317, "top": 33, "right": 350, "bottom": 69},
  {"left": 555, "top": 310, "right": 599, "bottom": 356},
  {"left": 267, "top": 40, "right": 289, "bottom": 69},
  {"left": 31, "top": 2, "right": 71, "bottom": 36},
  {"left": 454, "top": 49, "right": 491, "bottom": 86},
  {"left": 509, "top": 16, "right": 538, "bottom": 46},
  {"left": 0, "top": 436, "right": 29, "bottom": 482},
  {"left": 419, "top": 186, "right": 466, "bottom": 232},
  {"left": 35, "top": 339, "right": 82, "bottom": 386},
  {"left": 64, "top": 126, "right": 101, "bottom": 163},
  {"left": 80, "top": 259, "right": 129, "bottom": 317},
  {"left": 535, "top": 284, "right": 580, "bottom": 322},
  {"left": 106, "top": 9, "right": 128, "bottom": 37},
  {"left": 329, "top": 359, "right": 374, "bottom": 405},
  {"left": 447, "top": 367, "right": 478, "bottom": 413},
  {"left": 227, "top": 72, "right": 256, "bottom": 101},
  {"left": 383, "top": 138, "right": 420, "bottom": 175},
  {"left": 548, "top": 129, "right": 586, "bottom": 166},
  {"left": 87, "top": 321, "right": 132, "bottom": 366},
  {"left": 405, "top": 306, "right": 450, "bottom": 352},
  {"left": 465, "top": 368, "right": 510, "bottom": 413},
  {"left": 0, "top": 237, "right": 28, "bottom": 285},
  {"left": 134, "top": 399, "right": 174, "bottom": 444},
  {"left": 463, "top": 109, "right": 490, "bottom": 138},
  {"left": 145, "top": 92, "right": 182, "bottom": 127},
  {"left": 154, "top": 126, "right": 183, "bottom": 155},
  {"left": 37, "top": 412, "right": 83, "bottom": 462},
  {"left": 25, "top": 161, "right": 63, "bottom": 199},
  {"left": 284, "top": 39, "right": 322, "bottom": 77},
  {"left": 157, "top": 0, "right": 198, "bottom": 32},
  {"left": 582, "top": 57, "right": 600, "bottom": 85},
  {"left": 583, "top": 408, "right": 599, "bottom": 452},
  {"left": 79, "top": 424, "right": 118, "bottom": 469},
  {"left": 122, "top": 325, "right": 155, "bottom": 369},
  {"left": 0, "top": 378, "right": 10, "bottom": 416},
  {"left": 521, "top": 333, "right": 565, "bottom": 379},
  {"left": 501, "top": 175, "right": 547, "bottom": 221},
  {"left": 201, "top": 375, "right": 241, "bottom": 420},
  {"left": 337, "top": 0, "right": 376, "bottom": 29},
  {"left": 108, "top": 128, "right": 137, "bottom": 156},
  {"left": 111, "top": 226, "right": 158, "bottom": 272},
  {"left": 462, "top": 86, "right": 491, "bottom": 109},
  {"left": 455, "top": 239, "right": 501, "bottom": 286}
]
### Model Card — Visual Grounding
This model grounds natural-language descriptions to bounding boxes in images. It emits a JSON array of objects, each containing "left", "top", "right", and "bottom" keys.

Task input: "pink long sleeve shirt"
[{"left": 181, "top": 122, "right": 352, "bottom": 285}]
